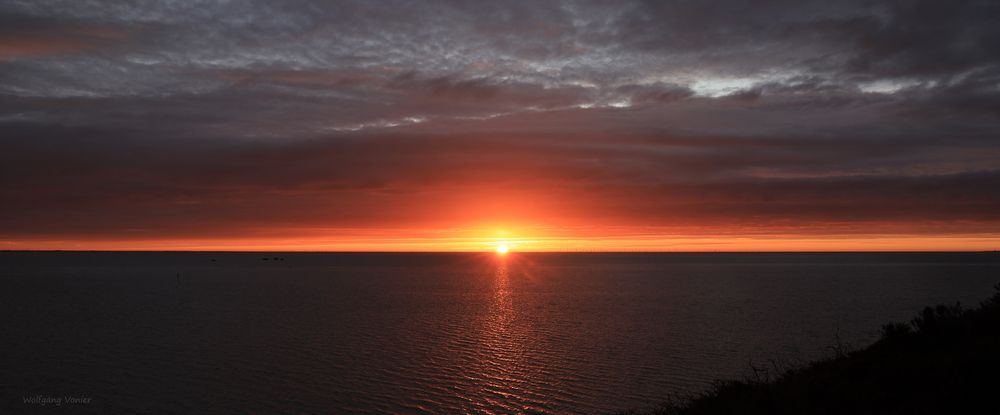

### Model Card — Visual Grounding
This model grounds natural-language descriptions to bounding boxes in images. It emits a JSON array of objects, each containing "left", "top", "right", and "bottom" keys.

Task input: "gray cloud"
[{"left": 1, "top": 0, "right": 999, "bottom": 240}]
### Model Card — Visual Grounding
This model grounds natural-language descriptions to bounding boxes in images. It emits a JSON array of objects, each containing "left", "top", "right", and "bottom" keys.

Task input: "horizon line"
[{"left": 3, "top": 249, "right": 997, "bottom": 254}]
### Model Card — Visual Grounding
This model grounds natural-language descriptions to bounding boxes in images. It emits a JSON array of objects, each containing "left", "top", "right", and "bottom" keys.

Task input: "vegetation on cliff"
[{"left": 627, "top": 284, "right": 1000, "bottom": 415}]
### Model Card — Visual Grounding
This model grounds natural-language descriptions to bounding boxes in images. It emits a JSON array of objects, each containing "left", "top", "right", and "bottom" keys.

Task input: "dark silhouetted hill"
[{"left": 625, "top": 284, "right": 1000, "bottom": 415}]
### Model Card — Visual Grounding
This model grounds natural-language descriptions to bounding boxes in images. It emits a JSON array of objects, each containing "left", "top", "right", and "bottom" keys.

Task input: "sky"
[{"left": 2, "top": 0, "right": 1000, "bottom": 251}]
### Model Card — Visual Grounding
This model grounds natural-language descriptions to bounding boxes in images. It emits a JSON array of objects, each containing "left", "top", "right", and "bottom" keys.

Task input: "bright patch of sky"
[{"left": 858, "top": 79, "right": 923, "bottom": 94}]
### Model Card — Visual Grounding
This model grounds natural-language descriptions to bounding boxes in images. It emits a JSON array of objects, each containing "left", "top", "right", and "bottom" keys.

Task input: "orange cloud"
[{"left": 0, "top": 25, "right": 127, "bottom": 60}]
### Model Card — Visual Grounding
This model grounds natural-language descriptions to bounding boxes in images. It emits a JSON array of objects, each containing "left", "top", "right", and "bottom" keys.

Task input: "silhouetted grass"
[{"left": 622, "top": 284, "right": 1000, "bottom": 415}]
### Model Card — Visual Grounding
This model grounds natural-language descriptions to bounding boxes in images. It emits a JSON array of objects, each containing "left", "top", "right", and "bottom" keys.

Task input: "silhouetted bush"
[
  {"left": 879, "top": 322, "right": 912, "bottom": 340},
  {"left": 623, "top": 283, "right": 1000, "bottom": 415}
]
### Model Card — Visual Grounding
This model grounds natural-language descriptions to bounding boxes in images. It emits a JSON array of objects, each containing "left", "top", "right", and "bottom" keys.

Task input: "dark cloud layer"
[{"left": 1, "top": 0, "right": 999, "bottom": 245}]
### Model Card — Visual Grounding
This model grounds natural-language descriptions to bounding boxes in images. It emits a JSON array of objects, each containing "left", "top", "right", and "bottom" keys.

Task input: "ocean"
[{"left": 2, "top": 252, "right": 998, "bottom": 414}]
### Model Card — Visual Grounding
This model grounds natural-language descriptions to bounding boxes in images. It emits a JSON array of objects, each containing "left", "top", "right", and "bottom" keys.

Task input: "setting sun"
[{"left": 496, "top": 244, "right": 509, "bottom": 254}]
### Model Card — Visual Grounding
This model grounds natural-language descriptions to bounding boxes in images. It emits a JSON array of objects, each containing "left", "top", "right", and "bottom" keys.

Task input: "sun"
[{"left": 496, "top": 244, "right": 509, "bottom": 254}]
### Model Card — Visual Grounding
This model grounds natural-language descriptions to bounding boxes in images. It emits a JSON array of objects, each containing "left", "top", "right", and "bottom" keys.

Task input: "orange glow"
[
  {"left": 496, "top": 244, "right": 509, "bottom": 254},
  {"left": 4, "top": 227, "right": 999, "bottom": 252}
]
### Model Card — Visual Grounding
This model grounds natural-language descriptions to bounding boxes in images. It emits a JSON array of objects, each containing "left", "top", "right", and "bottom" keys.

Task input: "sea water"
[{"left": 2, "top": 252, "right": 998, "bottom": 413}]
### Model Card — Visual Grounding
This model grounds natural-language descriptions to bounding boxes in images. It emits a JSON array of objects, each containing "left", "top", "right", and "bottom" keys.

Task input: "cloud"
[
  {"left": 2, "top": 119, "right": 999, "bottom": 240},
  {"left": 1, "top": 0, "right": 999, "bottom": 244},
  {"left": 0, "top": 14, "right": 128, "bottom": 60}
]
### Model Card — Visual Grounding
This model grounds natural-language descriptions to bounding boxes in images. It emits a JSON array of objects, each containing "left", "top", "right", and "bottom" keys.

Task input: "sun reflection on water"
[{"left": 465, "top": 256, "right": 543, "bottom": 412}]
